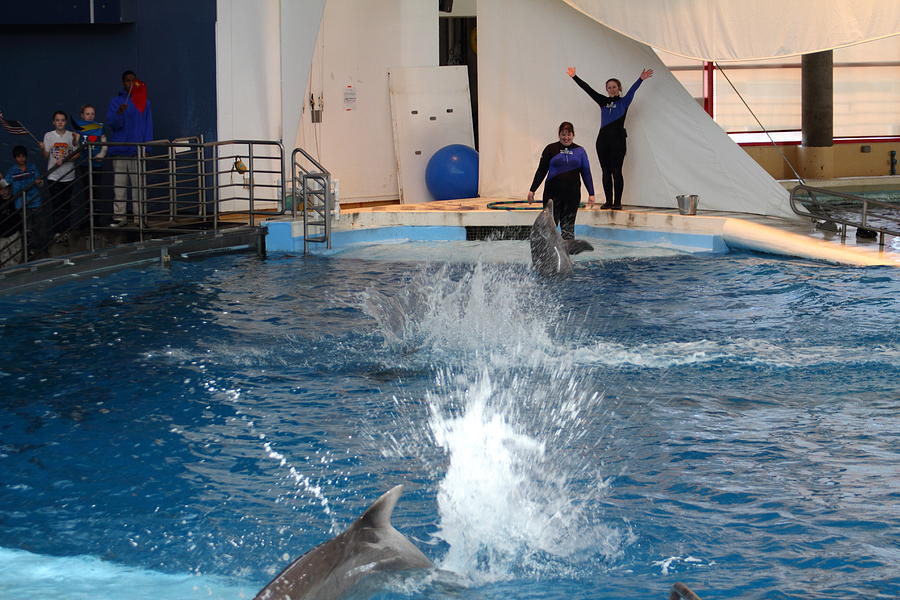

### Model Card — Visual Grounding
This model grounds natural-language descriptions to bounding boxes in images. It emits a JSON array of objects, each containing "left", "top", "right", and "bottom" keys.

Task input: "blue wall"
[{"left": 0, "top": 1, "right": 216, "bottom": 167}]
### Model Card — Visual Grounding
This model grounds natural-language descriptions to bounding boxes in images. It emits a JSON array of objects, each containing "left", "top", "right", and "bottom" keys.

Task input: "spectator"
[
  {"left": 75, "top": 104, "right": 108, "bottom": 227},
  {"left": 5, "top": 145, "right": 47, "bottom": 256},
  {"left": 106, "top": 70, "right": 153, "bottom": 227},
  {"left": 39, "top": 110, "right": 79, "bottom": 240}
]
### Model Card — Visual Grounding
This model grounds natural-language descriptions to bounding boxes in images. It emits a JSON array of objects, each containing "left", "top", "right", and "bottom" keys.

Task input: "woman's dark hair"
[
  {"left": 558, "top": 121, "right": 575, "bottom": 134},
  {"left": 606, "top": 78, "right": 623, "bottom": 92}
]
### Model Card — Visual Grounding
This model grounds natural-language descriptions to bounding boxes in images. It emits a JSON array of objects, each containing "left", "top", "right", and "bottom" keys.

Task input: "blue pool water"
[{"left": 1, "top": 240, "right": 899, "bottom": 599}]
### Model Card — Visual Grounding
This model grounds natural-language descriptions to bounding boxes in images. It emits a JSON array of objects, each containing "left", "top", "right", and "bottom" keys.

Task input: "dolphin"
[
  {"left": 529, "top": 199, "right": 593, "bottom": 278},
  {"left": 253, "top": 485, "right": 431, "bottom": 600}
]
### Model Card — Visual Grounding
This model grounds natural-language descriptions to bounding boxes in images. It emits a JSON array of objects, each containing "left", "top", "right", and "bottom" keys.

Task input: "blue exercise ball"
[{"left": 425, "top": 144, "right": 479, "bottom": 200}]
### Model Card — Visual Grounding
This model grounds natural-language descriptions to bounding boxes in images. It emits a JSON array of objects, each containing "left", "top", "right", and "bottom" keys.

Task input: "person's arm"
[
  {"left": 29, "top": 165, "right": 43, "bottom": 185},
  {"left": 568, "top": 68, "right": 609, "bottom": 106},
  {"left": 106, "top": 98, "right": 125, "bottom": 131},
  {"left": 40, "top": 133, "right": 50, "bottom": 158},
  {"left": 621, "top": 69, "right": 653, "bottom": 107},
  {"left": 528, "top": 145, "right": 553, "bottom": 201},
  {"left": 144, "top": 101, "right": 154, "bottom": 142},
  {"left": 96, "top": 133, "right": 108, "bottom": 159},
  {"left": 70, "top": 131, "right": 81, "bottom": 159},
  {"left": 579, "top": 148, "right": 596, "bottom": 205}
]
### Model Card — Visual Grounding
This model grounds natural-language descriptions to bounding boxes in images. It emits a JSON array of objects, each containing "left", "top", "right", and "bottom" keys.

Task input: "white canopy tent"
[{"left": 562, "top": 0, "right": 900, "bottom": 62}]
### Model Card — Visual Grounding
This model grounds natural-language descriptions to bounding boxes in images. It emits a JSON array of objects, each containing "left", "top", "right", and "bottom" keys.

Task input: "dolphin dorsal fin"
[{"left": 355, "top": 485, "right": 403, "bottom": 530}]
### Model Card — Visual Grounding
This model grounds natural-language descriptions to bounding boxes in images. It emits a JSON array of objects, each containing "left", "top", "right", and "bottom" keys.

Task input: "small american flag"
[{"left": 0, "top": 112, "right": 31, "bottom": 136}]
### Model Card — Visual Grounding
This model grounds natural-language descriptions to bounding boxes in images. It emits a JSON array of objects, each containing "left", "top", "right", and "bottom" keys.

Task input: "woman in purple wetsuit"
[
  {"left": 527, "top": 121, "right": 595, "bottom": 240},
  {"left": 568, "top": 66, "right": 653, "bottom": 209}
]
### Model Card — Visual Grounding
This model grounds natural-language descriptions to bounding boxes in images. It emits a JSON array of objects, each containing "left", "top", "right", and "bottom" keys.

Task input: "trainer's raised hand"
[{"left": 640, "top": 68, "right": 654, "bottom": 80}]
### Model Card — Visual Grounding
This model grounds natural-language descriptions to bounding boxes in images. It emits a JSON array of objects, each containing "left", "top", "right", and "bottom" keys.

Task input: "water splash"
[
  {"left": 427, "top": 369, "right": 631, "bottom": 582},
  {"left": 360, "top": 262, "right": 558, "bottom": 361},
  {"left": 363, "top": 260, "right": 633, "bottom": 583}
]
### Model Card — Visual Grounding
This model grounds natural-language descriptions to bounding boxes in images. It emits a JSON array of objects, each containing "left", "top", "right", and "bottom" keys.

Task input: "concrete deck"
[{"left": 265, "top": 174, "right": 900, "bottom": 266}]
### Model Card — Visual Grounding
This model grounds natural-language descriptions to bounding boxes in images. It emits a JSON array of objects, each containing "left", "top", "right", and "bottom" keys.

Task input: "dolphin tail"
[{"left": 564, "top": 239, "right": 594, "bottom": 255}]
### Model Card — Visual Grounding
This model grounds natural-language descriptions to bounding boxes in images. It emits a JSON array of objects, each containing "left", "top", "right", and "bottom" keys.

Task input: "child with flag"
[
  {"left": 75, "top": 104, "right": 108, "bottom": 227},
  {"left": 5, "top": 145, "right": 48, "bottom": 256},
  {"left": 106, "top": 70, "right": 153, "bottom": 227}
]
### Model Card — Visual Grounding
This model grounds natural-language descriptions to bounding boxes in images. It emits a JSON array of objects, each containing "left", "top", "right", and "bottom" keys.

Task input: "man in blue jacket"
[{"left": 106, "top": 70, "right": 153, "bottom": 227}]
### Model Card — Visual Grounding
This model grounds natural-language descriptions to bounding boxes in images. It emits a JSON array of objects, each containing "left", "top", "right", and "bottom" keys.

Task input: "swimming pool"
[{"left": 1, "top": 239, "right": 898, "bottom": 599}]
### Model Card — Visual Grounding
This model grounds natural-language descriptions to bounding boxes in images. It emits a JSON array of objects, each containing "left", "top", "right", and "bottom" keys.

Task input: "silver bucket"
[{"left": 676, "top": 194, "right": 699, "bottom": 215}]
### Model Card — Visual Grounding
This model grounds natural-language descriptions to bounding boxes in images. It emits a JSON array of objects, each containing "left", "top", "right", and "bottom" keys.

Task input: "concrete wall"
[{"left": 743, "top": 141, "right": 900, "bottom": 180}]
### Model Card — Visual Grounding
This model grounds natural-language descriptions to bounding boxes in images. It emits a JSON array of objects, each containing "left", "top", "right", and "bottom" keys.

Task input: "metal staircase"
[{"left": 290, "top": 147, "right": 333, "bottom": 254}]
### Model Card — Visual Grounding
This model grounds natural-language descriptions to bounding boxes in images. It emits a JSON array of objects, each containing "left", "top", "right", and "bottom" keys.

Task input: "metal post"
[
  {"left": 168, "top": 144, "right": 176, "bottom": 221},
  {"left": 213, "top": 144, "right": 219, "bottom": 232},
  {"left": 248, "top": 143, "right": 255, "bottom": 226},
  {"left": 325, "top": 174, "right": 332, "bottom": 249},
  {"left": 291, "top": 151, "right": 298, "bottom": 220},
  {"left": 198, "top": 136, "right": 207, "bottom": 219},
  {"left": 137, "top": 144, "right": 145, "bottom": 240},
  {"left": 20, "top": 193, "right": 28, "bottom": 263},
  {"left": 88, "top": 148, "right": 95, "bottom": 251},
  {"left": 278, "top": 142, "right": 286, "bottom": 219}
]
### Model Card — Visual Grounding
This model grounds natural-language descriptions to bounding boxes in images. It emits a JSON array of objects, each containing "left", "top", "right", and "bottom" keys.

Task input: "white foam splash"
[
  {"left": 360, "top": 262, "right": 558, "bottom": 360},
  {"left": 361, "top": 261, "right": 634, "bottom": 582},
  {"left": 425, "top": 369, "right": 630, "bottom": 583}
]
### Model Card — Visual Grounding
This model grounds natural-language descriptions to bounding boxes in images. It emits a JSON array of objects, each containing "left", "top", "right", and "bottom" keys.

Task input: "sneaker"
[
  {"left": 600, "top": 203, "right": 612, "bottom": 209},
  {"left": 611, "top": 204, "right": 623, "bottom": 210},
  {"left": 109, "top": 218, "right": 127, "bottom": 228}
]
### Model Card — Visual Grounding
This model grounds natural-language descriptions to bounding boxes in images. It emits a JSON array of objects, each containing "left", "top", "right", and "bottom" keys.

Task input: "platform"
[{"left": 265, "top": 198, "right": 900, "bottom": 267}]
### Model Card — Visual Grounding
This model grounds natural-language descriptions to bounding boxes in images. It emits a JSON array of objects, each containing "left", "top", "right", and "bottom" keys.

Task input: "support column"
[
  {"left": 702, "top": 61, "right": 715, "bottom": 118},
  {"left": 799, "top": 50, "right": 834, "bottom": 179}
]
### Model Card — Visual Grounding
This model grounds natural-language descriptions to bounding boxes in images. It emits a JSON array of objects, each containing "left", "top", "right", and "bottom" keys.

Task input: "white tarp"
[
  {"left": 296, "top": 0, "right": 439, "bottom": 203},
  {"left": 479, "top": 0, "right": 794, "bottom": 218},
  {"left": 216, "top": 0, "right": 324, "bottom": 143},
  {"left": 562, "top": 0, "right": 900, "bottom": 62}
]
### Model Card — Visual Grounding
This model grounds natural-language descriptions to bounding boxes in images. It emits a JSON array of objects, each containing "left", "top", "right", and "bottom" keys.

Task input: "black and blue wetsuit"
[
  {"left": 572, "top": 75, "right": 644, "bottom": 208},
  {"left": 529, "top": 141, "right": 594, "bottom": 239}
]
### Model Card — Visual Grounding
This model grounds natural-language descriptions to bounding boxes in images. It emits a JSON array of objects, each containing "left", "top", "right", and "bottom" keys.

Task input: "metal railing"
[
  {"left": 789, "top": 184, "right": 900, "bottom": 247},
  {"left": 1, "top": 137, "right": 288, "bottom": 268},
  {"left": 291, "top": 146, "right": 332, "bottom": 253}
]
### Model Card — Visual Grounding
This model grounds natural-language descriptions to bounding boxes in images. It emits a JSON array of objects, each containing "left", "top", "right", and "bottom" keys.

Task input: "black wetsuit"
[
  {"left": 529, "top": 142, "right": 594, "bottom": 239},
  {"left": 572, "top": 75, "right": 644, "bottom": 208}
]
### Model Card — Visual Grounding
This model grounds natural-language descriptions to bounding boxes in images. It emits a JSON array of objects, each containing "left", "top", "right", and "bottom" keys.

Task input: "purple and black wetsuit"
[
  {"left": 529, "top": 141, "right": 594, "bottom": 240},
  {"left": 572, "top": 74, "right": 644, "bottom": 207}
]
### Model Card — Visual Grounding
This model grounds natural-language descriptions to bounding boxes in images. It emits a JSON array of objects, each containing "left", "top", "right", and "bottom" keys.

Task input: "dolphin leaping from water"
[
  {"left": 254, "top": 485, "right": 432, "bottom": 600},
  {"left": 529, "top": 199, "right": 593, "bottom": 278}
]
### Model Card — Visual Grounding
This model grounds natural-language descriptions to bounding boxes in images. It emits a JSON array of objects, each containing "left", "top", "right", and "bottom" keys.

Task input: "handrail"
[
  {"left": 1, "top": 136, "right": 288, "bottom": 268},
  {"left": 291, "top": 146, "right": 332, "bottom": 253},
  {"left": 790, "top": 184, "right": 900, "bottom": 246}
]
